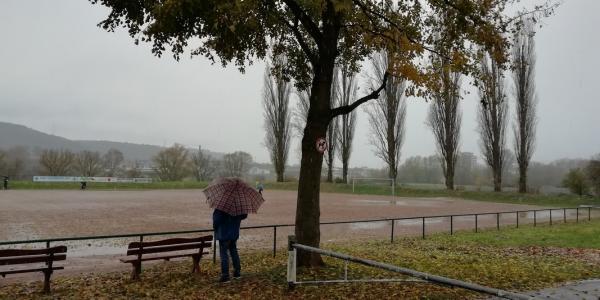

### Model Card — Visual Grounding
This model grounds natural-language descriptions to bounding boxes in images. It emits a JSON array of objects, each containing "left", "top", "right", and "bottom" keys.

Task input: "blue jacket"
[{"left": 213, "top": 209, "right": 247, "bottom": 241}]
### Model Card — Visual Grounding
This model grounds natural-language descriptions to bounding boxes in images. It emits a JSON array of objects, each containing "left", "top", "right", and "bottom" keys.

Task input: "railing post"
[
  {"left": 475, "top": 215, "right": 478, "bottom": 233},
  {"left": 422, "top": 217, "right": 426, "bottom": 239},
  {"left": 534, "top": 210, "right": 537, "bottom": 227},
  {"left": 516, "top": 211, "right": 519, "bottom": 228},
  {"left": 496, "top": 213, "right": 500, "bottom": 230},
  {"left": 390, "top": 220, "right": 395, "bottom": 243},
  {"left": 287, "top": 235, "right": 297, "bottom": 289},
  {"left": 344, "top": 260, "right": 348, "bottom": 281},
  {"left": 273, "top": 226, "right": 277, "bottom": 257},
  {"left": 450, "top": 216, "right": 453, "bottom": 235}
]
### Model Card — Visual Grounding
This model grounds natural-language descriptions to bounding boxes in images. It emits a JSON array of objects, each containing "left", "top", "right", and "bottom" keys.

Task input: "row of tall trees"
[
  {"left": 476, "top": 19, "right": 538, "bottom": 192},
  {"left": 263, "top": 51, "right": 406, "bottom": 184},
  {"left": 261, "top": 17, "right": 539, "bottom": 195},
  {"left": 425, "top": 18, "right": 539, "bottom": 193}
]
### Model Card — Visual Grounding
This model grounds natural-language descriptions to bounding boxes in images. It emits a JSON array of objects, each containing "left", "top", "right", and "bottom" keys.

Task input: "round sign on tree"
[{"left": 316, "top": 137, "right": 327, "bottom": 154}]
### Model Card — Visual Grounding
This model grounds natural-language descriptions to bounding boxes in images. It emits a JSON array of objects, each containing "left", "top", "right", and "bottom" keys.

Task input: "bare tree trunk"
[
  {"left": 366, "top": 51, "right": 406, "bottom": 184},
  {"left": 427, "top": 61, "right": 461, "bottom": 191},
  {"left": 445, "top": 155, "right": 455, "bottom": 190},
  {"left": 263, "top": 55, "right": 292, "bottom": 183},
  {"left": 512, "top": 18, "right": 537, "bottom": 193},
  {"left": 477, "top": 54, "right": 508, "bottom": 192},
  {"left": 518, "top": 168, "right": 527, "bottom": 193},
  {"left": 335, "top": 67, "right": 357, "bottom": 184}
]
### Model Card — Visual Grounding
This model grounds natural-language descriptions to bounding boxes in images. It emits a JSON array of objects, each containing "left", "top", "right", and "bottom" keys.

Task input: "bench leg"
[
  {"left": 43, "top": 270, "right": 52, "bottom": 294},
  {"left": 131, "top": 262, "right": 141, "bottom": 280},
  {"left": 192, "top": 256, "right": 200, "bottom": 273}
]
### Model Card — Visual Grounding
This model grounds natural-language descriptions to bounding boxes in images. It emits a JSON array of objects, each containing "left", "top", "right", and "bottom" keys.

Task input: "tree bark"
[
  {"left": 518, "top": 167, "right": 527, "bottom": 193},
  {"left": 445, "top": 155, "right": 455, "bottom": 190},
  {"left": 295, "top": 56, "right": 336, "bottom": 267},
  {"left": 493, "top": 162, "right": 502, "bottom": 192}
]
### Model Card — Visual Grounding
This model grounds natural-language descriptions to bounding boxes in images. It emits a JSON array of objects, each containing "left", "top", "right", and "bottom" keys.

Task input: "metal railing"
[
  {"left": 286, "top": 236, "right": 530, "bottom": 300},
  {"left": 0, "top": 206, "right": 597, "bottom": 264}
]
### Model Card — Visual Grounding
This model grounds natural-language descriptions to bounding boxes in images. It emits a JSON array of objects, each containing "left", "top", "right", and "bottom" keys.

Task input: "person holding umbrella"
[
  {"left": 212, "top": 209, "right": 246, "bottom": 282},
  {"left": 203, "top": 177, "right": 265, "bottom": 283}
]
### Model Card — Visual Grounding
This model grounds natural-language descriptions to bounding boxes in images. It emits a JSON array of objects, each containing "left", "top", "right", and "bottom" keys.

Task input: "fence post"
[
  {"left": 475, "top": 215, "right": 478, "bottom": 233},
  {"left": 450, "top": 216, "right": 453, "bottom": 235},
  {"left": 287, "top": 235, "right": 297, "bottom": 289},
  {"left": 496, "top": 213, "right": 500, "bottom": 230},
  {"left": 563, "top": 208, "right": 567, "bottom": 223},
  {"left": 576, "top": 208, "right": 579, "bottom": 223},
  {"left": 534, "top": 210, "right": 537, "bottom": 227},
  {"left": 550, "top": 209, "right": 552, "bottom": 226},
  {"left": 390, "top": 220, "right": 395, "bottom": 243},
  {"left": 422, "top": 217, "right": 426, "bottom": 239},
  {"left": 589, "top": 207, "right": 592, "bottom": 221},
  {"left": 273, "top": 226, "right": 277, "bottom": 257},
  {"left": 516, "top": 211, "right": 519, "bottom": 228}
]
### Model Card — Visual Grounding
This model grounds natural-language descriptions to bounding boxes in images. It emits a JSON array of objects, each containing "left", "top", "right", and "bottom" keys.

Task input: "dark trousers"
[{"left": 219, "top": 240, "right": 240, "bottom": 279}]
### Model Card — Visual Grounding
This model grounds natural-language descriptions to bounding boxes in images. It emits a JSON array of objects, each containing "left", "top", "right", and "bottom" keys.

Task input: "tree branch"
[
  {"left": 284, "top": 17, "right": 318, "bottom": 66},
  {"left": 330, "top": 72, "right": 389, "bottom": 119},
  {"left": 281, "top": 0, "right": 323, "bottom": 47},
  {"left": 352, "top": 0, "right": 447, "bottom": 59}
]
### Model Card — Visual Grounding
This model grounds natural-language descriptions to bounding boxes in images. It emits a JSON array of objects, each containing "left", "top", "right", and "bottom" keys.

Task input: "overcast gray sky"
[{"left": 1, "top": 0, "right": 598, "bottom": 168}]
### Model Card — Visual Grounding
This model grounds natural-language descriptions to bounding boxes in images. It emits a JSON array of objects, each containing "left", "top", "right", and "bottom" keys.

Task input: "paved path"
[{"left": 528, "top": 280, "right": 600, "bottom": 299}]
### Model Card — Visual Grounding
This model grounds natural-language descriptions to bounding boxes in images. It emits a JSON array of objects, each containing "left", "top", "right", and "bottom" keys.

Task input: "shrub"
[{"left": 562, "top": 168, "right": 590, "bottom": 196}]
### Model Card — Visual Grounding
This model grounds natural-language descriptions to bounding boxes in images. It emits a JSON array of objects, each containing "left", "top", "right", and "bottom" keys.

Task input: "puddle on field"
[
  {"left": 396, "top": 218, "right": 443, "bottom": 226},
  {"left": 349, "top": 221, "right": 389, "bottom": 230},
  {"left": 351, "top": 199, "right": 446, "bottom": 207},
  {"left": 351, "top": 199, "right": 409, "bottom": 206}
]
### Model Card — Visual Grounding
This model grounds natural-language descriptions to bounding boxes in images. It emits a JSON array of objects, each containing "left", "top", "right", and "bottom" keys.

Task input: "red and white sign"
[{"left": 316, "top": 137, "right": 327, "bottom": 154}]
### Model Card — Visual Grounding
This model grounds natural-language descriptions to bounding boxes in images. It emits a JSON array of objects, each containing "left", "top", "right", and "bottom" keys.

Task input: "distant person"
[
  {"left": 213, "top": 209, "right": 247, "bottom": 283},
  {"left": 3, "top": 176, "right": 8, "bottom": 190},
  {"left": 256, "top": 181, "right": 264, "bottom": 195},
  {"left": 80, "top": 181, "right": 87, "bottom": 190}
]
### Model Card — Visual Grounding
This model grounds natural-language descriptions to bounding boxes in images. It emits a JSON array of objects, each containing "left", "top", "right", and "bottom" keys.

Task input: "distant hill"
[{"left": 0, "top": 122, "right": 223, "bottom": 161}]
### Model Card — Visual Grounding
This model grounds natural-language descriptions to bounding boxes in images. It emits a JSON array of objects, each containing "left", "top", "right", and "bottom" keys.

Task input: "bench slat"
[
  {"left": 0, "top": 267, "right": 64, "bottom": 276},
  {"left": 0, "top": 254, "right": 66, "bottom": 266},
  {"left": 128, "top": 235, "right": 213, "bottom": 249},
  {"left": 120, "top": 252, "right": 209, "bottom": 263},
  {"left": 126, "top": 242, "right": 210, "bottom": 256},
  {"left": 0, "top": 246, "right": 67, "bottom": 257}
]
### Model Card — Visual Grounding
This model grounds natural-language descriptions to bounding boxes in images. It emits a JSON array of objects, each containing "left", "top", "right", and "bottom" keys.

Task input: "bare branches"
[
  {"left": 330, "top": 72, "right": 389, "bottom": 119},
  {"left": 512, "top": 17, "right": 537, "bottom": 193},
  {"left": 365, "top": 50, "right": 407, "bottom": 181},
  {"left": 335, "top": 67, "right": 358, "bottom": 183},
  {"left": 427, "top": 61, "right": 462, "bottom": 190},
  {"left": 477, "top": 53, "right": 508, "bottom": 192},
  {"left": 263, "top": 54, "right": 293, "bottom": 182}
]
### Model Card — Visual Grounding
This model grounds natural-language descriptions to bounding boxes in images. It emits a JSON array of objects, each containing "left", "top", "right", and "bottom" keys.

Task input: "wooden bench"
[
  {"left": 120, "top": 235, "right": 212, "bottom": 280},
  {"left": 0, "top": 246, "right": 67, "bottom": 293}
]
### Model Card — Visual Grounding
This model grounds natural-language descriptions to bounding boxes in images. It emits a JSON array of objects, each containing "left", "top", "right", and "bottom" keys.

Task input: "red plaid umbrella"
[{"left": 202, "top": 177, "right": 265, "bottom": 215}]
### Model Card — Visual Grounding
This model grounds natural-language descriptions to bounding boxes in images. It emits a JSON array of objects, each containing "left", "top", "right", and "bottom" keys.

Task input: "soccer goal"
[{"left": 351, "top": 177, "right": 396, "bottom": 198}]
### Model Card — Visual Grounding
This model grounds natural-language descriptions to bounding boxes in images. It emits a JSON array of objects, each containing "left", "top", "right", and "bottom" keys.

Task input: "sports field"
[{"left": 1, "top": 189, "right": 584, "bottom": 281}]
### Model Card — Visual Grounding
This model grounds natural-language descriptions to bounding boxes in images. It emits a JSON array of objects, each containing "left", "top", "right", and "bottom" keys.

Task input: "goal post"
[{"left": 351, "top": 177, "right": 395, "bottom": 199}]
